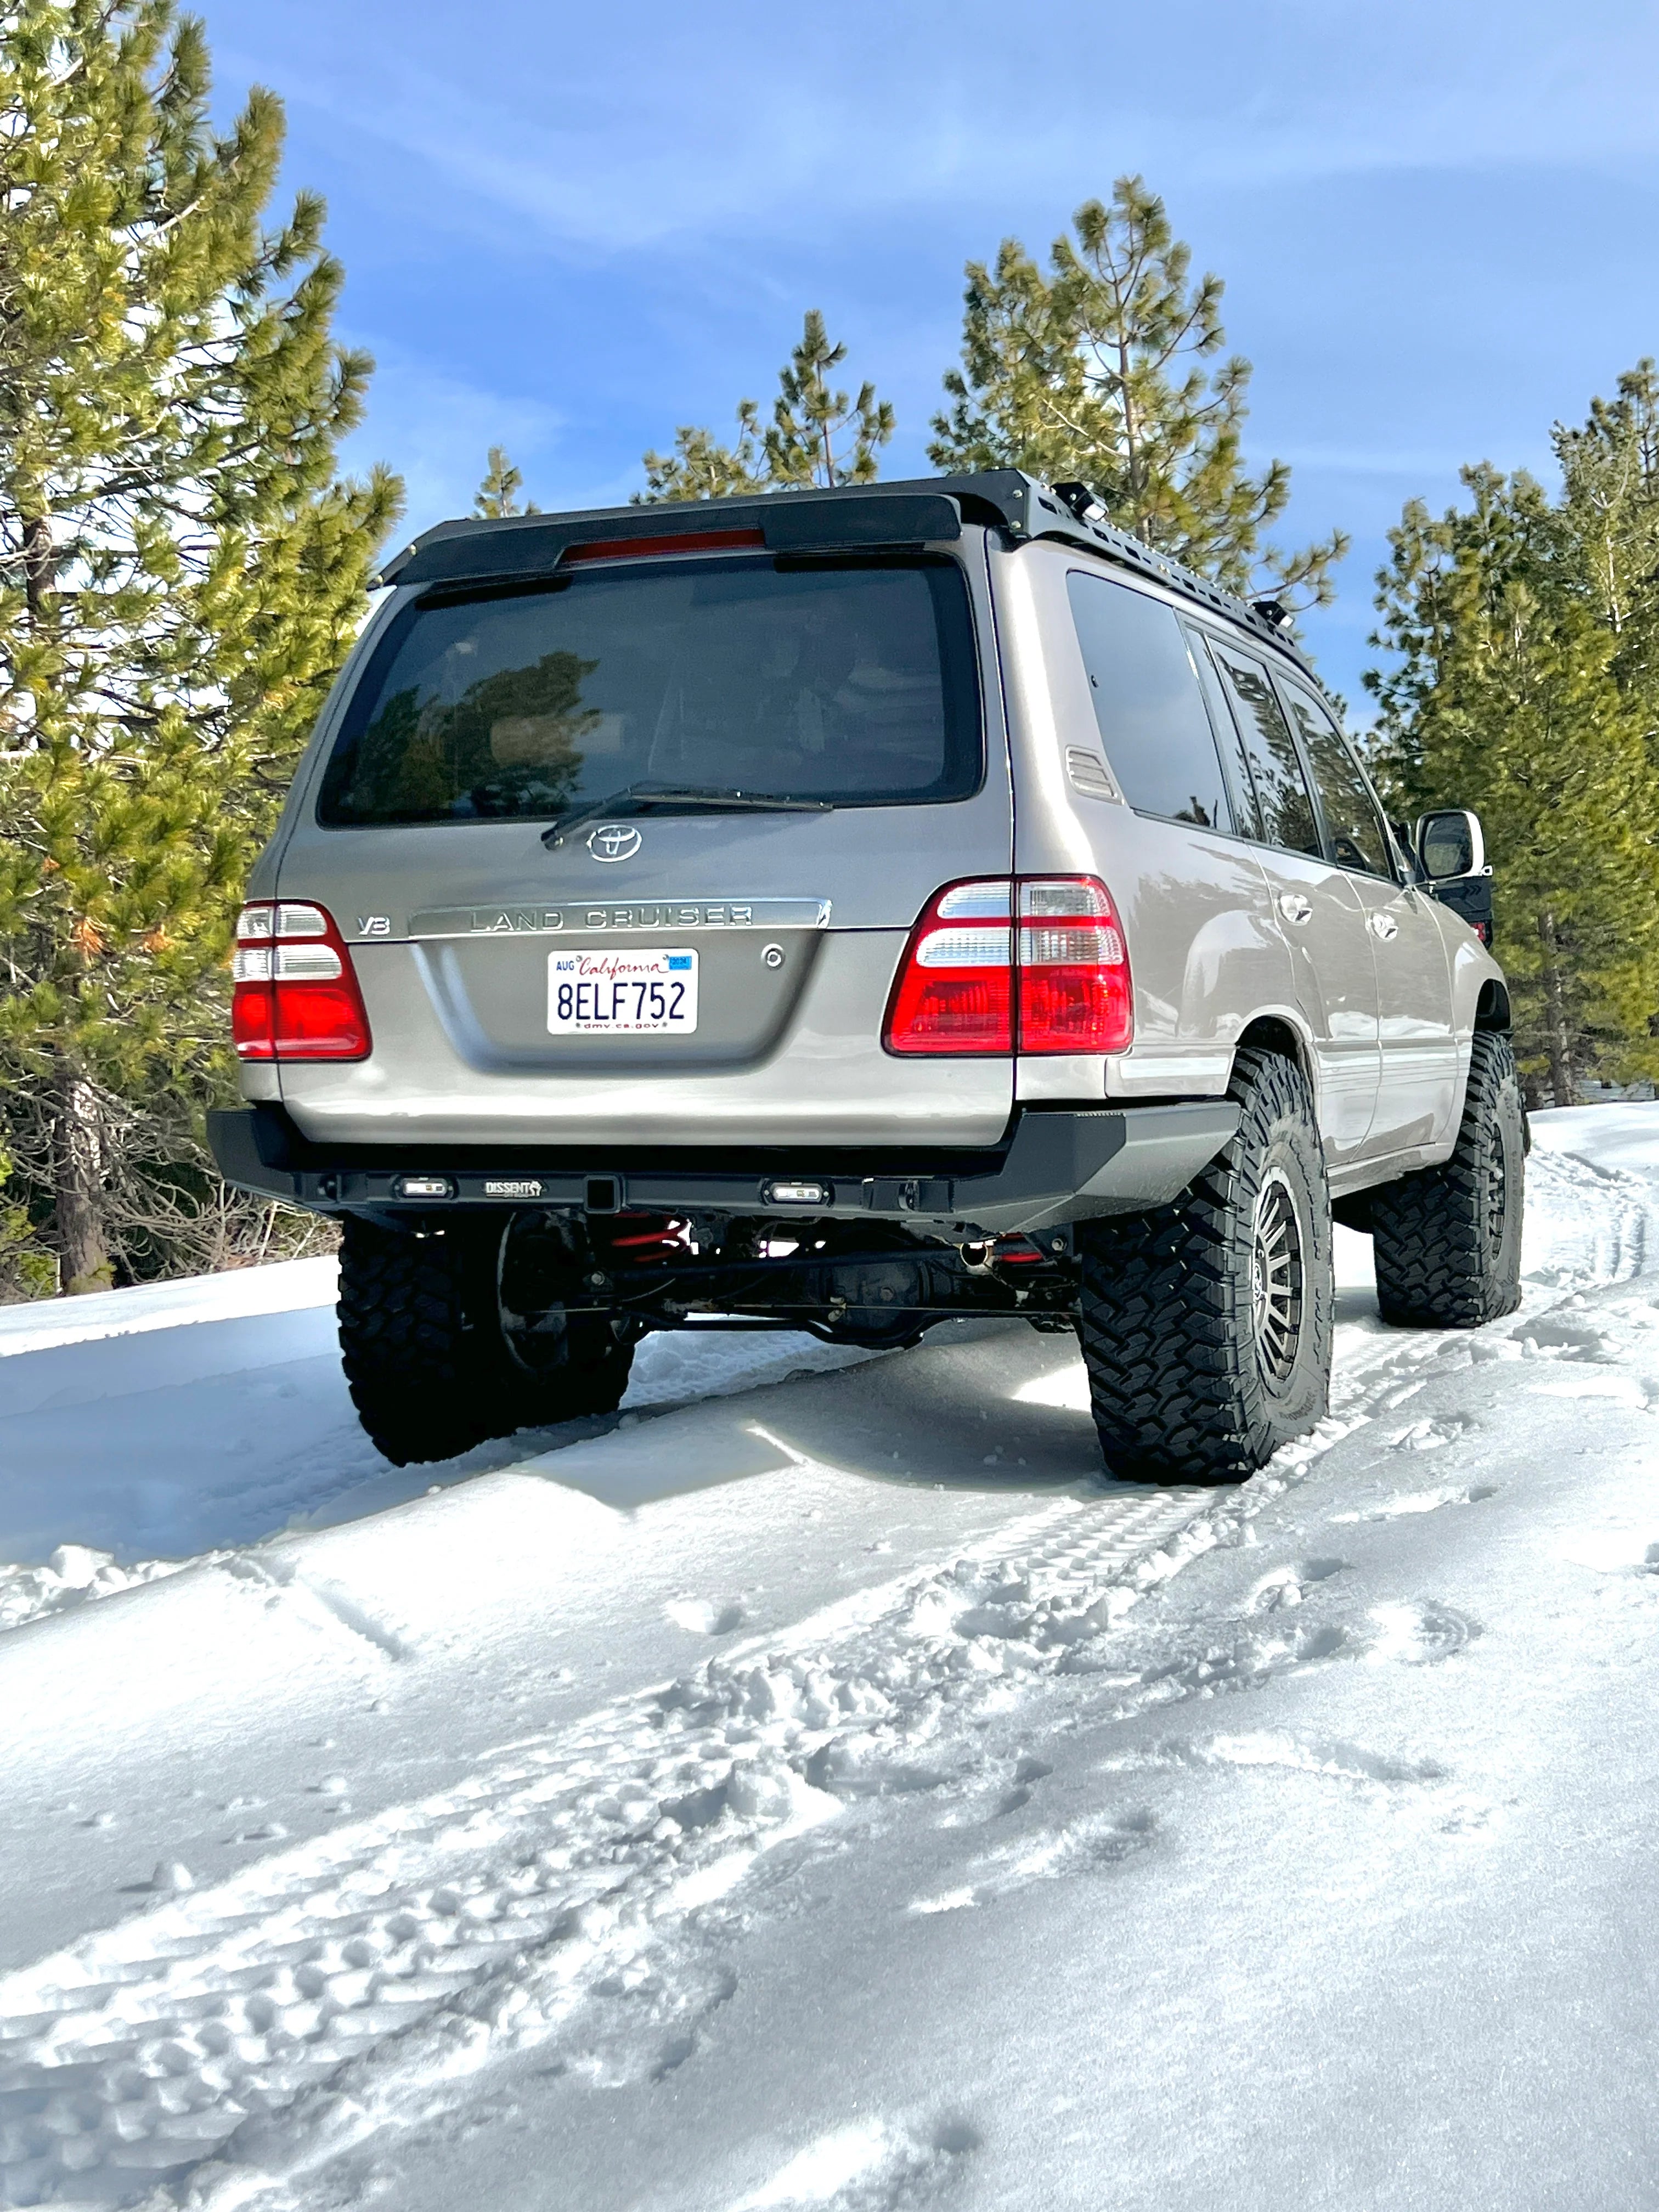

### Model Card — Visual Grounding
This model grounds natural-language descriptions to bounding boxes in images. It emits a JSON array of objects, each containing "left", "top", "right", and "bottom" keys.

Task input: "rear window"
[{"left": 317, "top": 555, "right": 981, "bottom": 827}]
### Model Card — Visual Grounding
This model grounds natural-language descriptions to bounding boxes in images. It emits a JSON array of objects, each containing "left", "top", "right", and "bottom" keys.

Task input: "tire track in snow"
[
  {"left": 2, "top": 1132, "right": 1658, "bottom": 2205},
  {"left": 0, "top": 1141, "right": 1636, "bottom": 1645},
  {"left": 1521, "top": 1143, "right": 1656, "bottom": 1290},
  {"left": 0, "top": 1486, "right": 1217, "bottom": 2207},
  {"left": 0, "top": 1420, "right": 1509, "bottom": 2208}
]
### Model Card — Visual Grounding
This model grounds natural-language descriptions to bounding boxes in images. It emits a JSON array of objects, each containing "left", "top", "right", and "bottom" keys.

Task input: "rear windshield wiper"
[{"left": 541, "top": 782, "right": 833, "bottom": 849}]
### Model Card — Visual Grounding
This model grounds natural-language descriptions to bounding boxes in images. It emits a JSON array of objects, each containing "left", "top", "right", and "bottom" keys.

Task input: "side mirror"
[
  {"left": 1389, "top": 820, "right": 1424, "bottom": 882},
  {"left": 1415, "top": 808, "right": 1486, "bottom": 882}
]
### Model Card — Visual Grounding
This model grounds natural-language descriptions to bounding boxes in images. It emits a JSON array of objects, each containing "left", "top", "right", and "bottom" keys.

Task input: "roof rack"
[{"left": 372, "top": 469, "right": 1311, "bottom": 667}]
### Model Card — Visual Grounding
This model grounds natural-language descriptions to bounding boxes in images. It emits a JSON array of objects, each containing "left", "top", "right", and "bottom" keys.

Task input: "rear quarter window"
[{"left": 1065, "top": 570, "right": 1232, "bottom": 833}]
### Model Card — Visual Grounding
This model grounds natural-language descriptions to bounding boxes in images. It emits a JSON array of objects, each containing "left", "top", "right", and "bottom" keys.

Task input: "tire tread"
[
  {"left": 1370, "top": 1032, "right": 1524, "bottom": 1329},
  {"left": 336, "top": 1219, "right": 636, "bottom": 1466},
  {"left": 1075, "top": 1048, "right": 1333, "bottom": 1485}
]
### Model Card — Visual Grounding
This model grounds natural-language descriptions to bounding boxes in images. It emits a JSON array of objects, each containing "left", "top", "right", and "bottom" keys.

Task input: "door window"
[
  {"left": 1279, "top": 680, "right": 1393, "bottom": 878},
  {"left": 1066, "top": 572, "right": 1232, "bottom": 832},
  {"left": 1206, "top": 641, "right": 1322, "bottom": 857}
]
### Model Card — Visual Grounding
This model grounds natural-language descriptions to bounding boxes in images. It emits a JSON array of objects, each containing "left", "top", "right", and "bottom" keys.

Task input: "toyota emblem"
[{"left": 587, "top": 823, "right": 642, "bottom": 863}]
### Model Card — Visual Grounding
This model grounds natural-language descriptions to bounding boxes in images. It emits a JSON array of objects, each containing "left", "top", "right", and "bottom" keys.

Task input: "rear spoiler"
[
  {"left": 376, "top": 486, "right": 974, "bottom": 592},
  {"left": 370, "top": 472, "right": 1304, "bottom": 659}
]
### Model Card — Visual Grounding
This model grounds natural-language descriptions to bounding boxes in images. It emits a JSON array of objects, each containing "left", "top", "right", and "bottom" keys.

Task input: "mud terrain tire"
[
  {"left": 1075, "top": 1047, "right": 1335, "bottom": 1485},
  {"left": 338, "top": 1217, "right": 634, "bottom": 1466},
  {"left": 1369, "top": 1031, "right": 1525, "bottom": 1328}
]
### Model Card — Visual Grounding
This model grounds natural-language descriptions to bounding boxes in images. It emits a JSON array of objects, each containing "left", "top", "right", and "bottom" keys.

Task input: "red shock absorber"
[{"left": 607, "top": 1217, "right": 687, "bottom": 1262}]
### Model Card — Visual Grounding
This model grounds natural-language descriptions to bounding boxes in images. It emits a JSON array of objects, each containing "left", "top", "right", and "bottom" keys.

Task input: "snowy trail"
[
  {"left": 0, "top": 1263, "right": 886, "bottom": 1577},
  {"left": 4, "top": 1113, "right": 1659, "bottom": 2207}
]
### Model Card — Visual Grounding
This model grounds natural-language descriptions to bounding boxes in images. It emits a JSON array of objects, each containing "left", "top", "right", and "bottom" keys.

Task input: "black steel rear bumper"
[{"left": 207, "top": 1099, "right": 1239, "bottom": 1239}]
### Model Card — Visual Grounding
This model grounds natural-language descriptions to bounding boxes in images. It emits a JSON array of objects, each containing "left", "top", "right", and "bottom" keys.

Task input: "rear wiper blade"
[{"left": 541, "top": 782, "right": 833, "bottom": 848}]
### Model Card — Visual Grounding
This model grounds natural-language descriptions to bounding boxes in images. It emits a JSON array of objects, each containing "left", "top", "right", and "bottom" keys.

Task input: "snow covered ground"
[{"left": 4, "top": 1108, "right": 1659, "bottom": 2209}]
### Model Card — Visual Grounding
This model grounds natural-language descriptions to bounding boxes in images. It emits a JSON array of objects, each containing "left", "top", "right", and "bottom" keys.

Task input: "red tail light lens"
[
  {"left": 1017, "top": 878, "right": 1132, "bottom": 1053},
  {"left": 883, "top": 880, "right": 1013, "bottom": 1054},
  {"left": 884, "top": 876, "right": 1132, "bottom": 1057},
  {"left": 232, "top": 902, "right": 372, "bottom": 1062}
]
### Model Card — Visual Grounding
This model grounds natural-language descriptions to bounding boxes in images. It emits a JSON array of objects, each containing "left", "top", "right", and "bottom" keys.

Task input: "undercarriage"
[{"left": 496, "top": 1206, "right": 1080, "bottom": 1356}]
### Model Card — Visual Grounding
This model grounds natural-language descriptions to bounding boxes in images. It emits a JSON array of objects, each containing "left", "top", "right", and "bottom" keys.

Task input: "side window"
[
  {"left": 1184, "top": 626, "right": 1263, "bottom": 841},
  {"left": 1207, "top": 640, "right": 1322, "bottom": 857},
  {"left": 1278, "top": 680, "right": 1393, "bottom": 878},
  {"left": 1066, "top": 571, "right": 1232, "bottom": 832}
]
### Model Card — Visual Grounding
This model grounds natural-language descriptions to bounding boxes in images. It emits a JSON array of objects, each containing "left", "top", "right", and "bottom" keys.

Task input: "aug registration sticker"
[{"left": 547, "top": 947, "right": 699, "bottom": 1035}]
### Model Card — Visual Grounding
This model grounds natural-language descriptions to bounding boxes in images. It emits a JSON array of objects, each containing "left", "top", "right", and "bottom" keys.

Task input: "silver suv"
[{"left": 210, "top": 471, "right": 1523, "bottom": 1480}]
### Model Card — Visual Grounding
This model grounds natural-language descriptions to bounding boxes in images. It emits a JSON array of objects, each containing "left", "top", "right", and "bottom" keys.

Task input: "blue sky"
[{"left": 202, "top": 0, "right": 1659, "bottom": 714}]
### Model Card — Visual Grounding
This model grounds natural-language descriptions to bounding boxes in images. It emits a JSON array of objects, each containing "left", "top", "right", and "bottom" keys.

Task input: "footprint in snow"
[
  {"left": 1365, "top": 1599, "right": 1477, "bottom": 1664},
  {"left": 733, "top": 2113, "right": 980, "bottom": 2210},
  {"left": 1558, "top": 1531, "right": 1659, "bottom": 1576},
  {"left": 992, "top": 1753, "right": 1054, "bottom": 1817},
  {"left": 1248, "top": 1558, "right": 1348, "bottom": 1612},
  {"left": 1387, "top": 1413, "right": 1479, "bottom": 1452},
  {"left": 1508, "top": 1315, "right": 1618, "bottom": 1361},
  {"left": 910, "top": 1809, "right": 1156, "bottom": 1915},
  {"left": 665, "top": 1597, "right": 750, "bottom": 1635},
  {"left": 1128, "top": 1612, "right": 1355, "bottom": 1709},
  {"left": 1332, "top": 1485, "right": 1497, "bottom": 1523}
]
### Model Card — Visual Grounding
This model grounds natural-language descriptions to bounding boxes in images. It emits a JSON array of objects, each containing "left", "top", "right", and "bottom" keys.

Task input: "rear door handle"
[
  {"left": 1278, "top": 893, "right": 1313, "bottom": 926},
  {"left": 1369, "top": 912, "right": 1399, "bottom": 942}
]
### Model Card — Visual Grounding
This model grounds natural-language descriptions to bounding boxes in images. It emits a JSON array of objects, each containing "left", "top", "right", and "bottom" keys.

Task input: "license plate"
[{"left": 548, "top": 947, "right": 698, "bottom": 1034}]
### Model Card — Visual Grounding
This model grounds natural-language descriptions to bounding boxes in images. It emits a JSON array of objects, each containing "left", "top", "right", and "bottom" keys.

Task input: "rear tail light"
[
  {"left": 1015, "top": 878, "right": 1132, "bottom": 1053},
  {"left": 883, "top": 880, "right": 1013, "bottom": 1054},
  {"left": 232, "top": 901, "right": 372, "bottom": 1062},
  {"left": 884, "top": 877, "right": 1132, "bottom": 1057}
]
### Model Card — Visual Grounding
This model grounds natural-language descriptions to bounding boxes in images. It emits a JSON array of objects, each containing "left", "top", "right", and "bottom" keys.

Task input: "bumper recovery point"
[{"left": 207, "top": 1100, "right": 1240, "bottom": 1239}]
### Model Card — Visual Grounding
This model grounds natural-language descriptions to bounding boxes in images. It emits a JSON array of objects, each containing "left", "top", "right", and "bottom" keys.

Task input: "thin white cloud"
[
  {"left": 239, "top": 0, "right": 1659, "bottom": 257},
  {"left": 335, "top": 345, "right": 566, "bottom": 533}
]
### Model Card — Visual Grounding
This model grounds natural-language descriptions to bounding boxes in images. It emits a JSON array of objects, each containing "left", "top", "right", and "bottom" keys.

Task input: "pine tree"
[
  {"left": 639, "top": 311, "right": 893, "bottom": 501},
  {"left": 474, "top": 445, "right": 538, "bottom": 518},
  {"left": 0, "top": 1, "right": 402, "bottom": 1294},
  {"left": 1368, "top": 464, "right": 1659, "bottom": 1107},
  {"left": 928, "top": 176, "right": 1347, "bottom": 604},
  {"left": 640, "top": 413, "right": 769, "bottom": 501},
  {"left": 1554, "top": 360, "right": 1659, "bottom": 751},
  {"left": 762, "top": 310, "right": 894, "bottom": 489}
]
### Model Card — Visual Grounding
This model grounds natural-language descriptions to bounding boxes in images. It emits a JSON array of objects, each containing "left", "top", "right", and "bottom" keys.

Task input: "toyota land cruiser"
[{"left": 208, "top": 471, "right": 1522, "bottom": 1481}]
